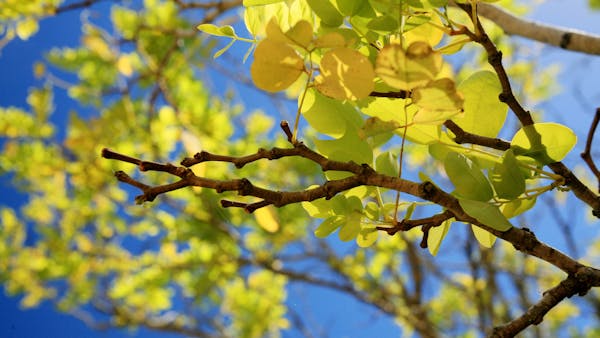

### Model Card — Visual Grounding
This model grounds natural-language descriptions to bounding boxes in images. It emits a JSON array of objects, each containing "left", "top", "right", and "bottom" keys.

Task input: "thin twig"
[{"left": 581, "top": 108, "right": 600, "bottom": 192}]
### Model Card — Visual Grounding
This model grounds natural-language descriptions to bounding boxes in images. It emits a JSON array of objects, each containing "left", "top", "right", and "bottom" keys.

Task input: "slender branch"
[
  {"left": 451, "top": 4, "right": 600, "bottom": 218},
  {"left": 581, "top": 108, "right": 600, "bottom": 192},
  {"left": 490, "top": 267, "right": 600, "bottom": 337},
  {"left": 369, "top": 90, "right": 410, "bottom": 99},
  {"left": 476, "top": 3, "right": 600, "bottom": 56},
  {"left": 443, "top": 120, "right": 510, "bottom": 151}
]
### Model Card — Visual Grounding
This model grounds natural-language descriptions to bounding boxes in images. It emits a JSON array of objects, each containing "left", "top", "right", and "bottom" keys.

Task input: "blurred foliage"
[{"left": 0, "top": 0, "right": 598, "bottom": 337}]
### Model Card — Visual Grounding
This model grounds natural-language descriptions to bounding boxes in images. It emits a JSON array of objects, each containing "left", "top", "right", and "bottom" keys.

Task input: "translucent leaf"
[
  {"left": 306, "top": 0, "right": 343, "bottom": 26},
  {"left": 339, "top": 212, "right": 361, "bottom": 241},
  {"left": 314, "top": 215, "right": 345, "bottom": 238},
  {"left": 460, "top": 199, "right": 513, "bottom": 231},
  {"left": 315, "top": 47, "right": 375, "bottom": 100},
  {"left": 375, "top": 42, "right": 442, "bottom": 90},
  {"left": 250, "top": 39, "right": 305, "bottom": 92},
  {"left": 301, "top": 88, "right": 362, "bottom": 138},
  {"left": 359, "top": 97, "right": 441, "bottom": 144},
  {"left": 489, "top": 149, "right": 526, "bottom": 200},
  {"left": 375, "top": 151, "right": 399, "bottom": 177},
  {"left": 359, "top": 117, "right": 399, "bottom": 139},
  {"left": 455, "top": 71, "right": 507, "bottom": 138},
  {"left": 335, "top": 0, "right": 368, "bottom": 15},
  {"left": 315, "top": 130, "right": 373, "bottom": 164},
  {"left": 403, "top": 12, "right": 444, "bottom": 47},
  {"left": 357, "top": 227, "right": 378, "bottom": 247},
  {"left": 501, "top": 197, "right": 537, "bottom": 219},
  {"left": 254, "top": 206, "right": 279, "bottom": 232},
  {"left": 412, "top": 78, "right": 464, "bottom": 124},
  {"left": 428, "top": 218, "right": 452, "bottom": 256},
  {"left": 444, "top": 152, "right": 493, "bottom": 202},
  {"left": 197, "top": 24, "right": 237, "bottom": 37},
  {"left": 471, "top": 224, "right": 496, "bottom": 248},
  {"left": 510, "top": 122, "right": 577, "bottom": 165}
]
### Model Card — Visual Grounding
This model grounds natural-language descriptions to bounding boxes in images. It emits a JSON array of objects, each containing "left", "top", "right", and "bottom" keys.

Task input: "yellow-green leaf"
[
  {"left": 375, "top": 42, "right": 442, "bottom": 90},
  {"left": 315, "top": 47, "right": 375, "bottom": 100},
  {"left": 250, "top": 38, "right": 305, "bottom": 92},
  {"left": 471, "top": 224, "right": 496, "bottom": 248},
  {"left": 412, "top": 78, "right": 464, "bottom": 124},
  {"left": 428, "top": 218, "right": 452, "bottom": 256}
]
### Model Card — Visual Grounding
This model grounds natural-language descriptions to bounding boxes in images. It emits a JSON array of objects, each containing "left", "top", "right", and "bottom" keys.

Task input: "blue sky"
[{"left": 2, "top": 1, "right": 600, "bottom": 338}]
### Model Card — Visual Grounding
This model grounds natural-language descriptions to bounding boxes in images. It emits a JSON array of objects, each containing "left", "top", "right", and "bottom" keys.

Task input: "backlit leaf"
[
  {"left": 357, "top": 227, "right": 378, "bottom": 247},
  {"left": 314, "top": 215, "right": 345, "bottom": 238},
  {"left": 444, "top": 152, "right": 493, "bottom": 202},
  {"left": 250, "top": 38, "right": 305, "bottom": 92},
  {"left": 471, "top": 224, "right": 496, "bottom": 248},
  {"left": 339, "top": 212, "right": 361, "bottom": 241},
  {"left": 428, "top": 218, "right": 452, "bottom": 256},
  {"left": 511, "top": 122, "right": 577, "bottom": 164},
  {"left": 375, "top": 42, "right": 442, "bottom": 90},
  {"left": 254, "top": 206, "right": 279, "bottom": 232},
  {"left": 412, "top": 78, "right": 464, "bottom": 124},
  {"left": 315, "top": 47, "right": 375, "bottom": 100},
  {"left": 460, "top": 199, "right": 513, "bottom": 231},
  {"left": 306, "top": 0, "right": 343, "bottom": 26},
  {"left": 489, "top": 149, "right": 525, "bottom": 200},
  {"left": 455, "top": 71, "right": 507, "bottom": 138}
]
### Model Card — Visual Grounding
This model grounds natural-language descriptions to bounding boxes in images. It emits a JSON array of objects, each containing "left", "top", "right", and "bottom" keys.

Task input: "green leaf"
[
  {"left": 213, "top": 39, "right": 236, "bottom": 58},
  {"left": 501, "top": 197, "right": 537, "bottom": 219},
  {"left": 444, "top": 152, "right": 493, "bottom": 201},
  {"left": 455, "top": 71, "right": 507, "bottom": 138},
  {"left": 357, "top": 227, "right": 378, "bottom": 247},
  {"left": 359, "top": 97, "right": 441, "bottom": 144},
  {"left": 306, "top": 0, "right": 344, "bottom": 26},
  {"left": 315, "top": 130, "right": 373, "bottom": 164},
  {"left": 510, "top": 122, "right": 577, "bottom": 164},
  {"left": 428, "top": 218, "right": 452, "bottom": 256},
  {"left": 315, "top": 215, "right": 346, "bottom": 238},
  {"left": 489, "top": 149, "right": 526, "bottom": 200},
  {"left": 459, "top": 199, "right": 513, "bottom": 231},
  {"left": 471, "top": 224, "right": 496, "bottom": 248},
  {"left": 339, "top": 212, "right": 361, "bottom": 241},
  {"left": 375, "top": 151, "right": 399, "bottom": 177},
  {"left": 301, "top": 88, "right": 363, "bottom": 138},
  {"left": 197, "top": 24, "right": 237, "bottom": 37}
]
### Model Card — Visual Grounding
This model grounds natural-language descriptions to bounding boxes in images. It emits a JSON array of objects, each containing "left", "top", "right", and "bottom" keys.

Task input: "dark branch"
[
  {"left": 490, "top": 267, "right": 600, "bottom": 337},
  {"left": 581, "top": 108, "right": 600, "bottom": 192}
]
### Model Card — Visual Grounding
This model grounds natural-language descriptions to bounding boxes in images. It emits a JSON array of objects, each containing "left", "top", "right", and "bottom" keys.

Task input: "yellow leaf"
[
  {"left": 313, "top": 32, "right": 346, "bottom": 49},
  {"left": 117, "top": 55, "right": 133, "bottom": 77},
  {"left": 250, "top": 38, "right": 305, "bottom": 92},
  {"left": 254, "top": 206, "right": 279, "bottom": 233},
  {"left": 471, "top": 224, "right": 496, "bottom": 248},
  {"left": 403, "top": 13, "right": 444, "bottom": 47},
  {"left": 286, "top": 20, "right": 313, "bottom": 48},
  {"left": 412, "top": 78, "right": 464, "bottom": 124},
  {"left": 82, "top": 35, "right": 113, "bottom": 61},
  {"left": 315, "top": 47, "right": 375, "bottom": 100},
  {"left": 375, "top": 42, "right": 442, "bottom": 90},
  {"left": 16, "top": 18, "right": 39, "bottom": 40}
]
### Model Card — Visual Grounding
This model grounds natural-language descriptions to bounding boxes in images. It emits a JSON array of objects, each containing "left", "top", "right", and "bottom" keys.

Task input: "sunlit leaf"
[
  {"left": 489, "top": 149, "right": 526, "bottom": 200},
  {"left": 250, "top": 38, "right": 305, "bottom": 92},
  {"left": 375, "top": 42, "right": 442, "bottom": 90},
  {"left": 471, "top": 224, "right": 496, "bottom": 248},
  {"left": 455, "top": 71, "right": 507, "bottom": 138},
  {"left": 254, "top": 206, "right": 279, "bottom": 232},
  {"left": 428, "top": 218, "right": 452, "bottom": 256},
  {"left": 315, "top": 47, "right": 375, "bottom": 100},
  {"left": 444, "top": 152, "right": 493, "bottom": 201},
  {"left": 460, "top": 199, "right": 513, "bottom": 231},
  {"left": 511, "top": 122, "right": 577, "bottom": 164}
]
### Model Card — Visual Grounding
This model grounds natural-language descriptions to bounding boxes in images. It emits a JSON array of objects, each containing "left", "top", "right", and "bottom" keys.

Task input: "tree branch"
[
  {"left": 490, "top": 267, "right": 600, "bottom": 337},
  {"left": 450, "top": 5, "right": 600, "bottom": 217},
  {"left": 581, "top": 108, "right": 600, "bottom": 192},
  {"left": 476, "top": 3, "right": 600, "bottom": 56}
]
